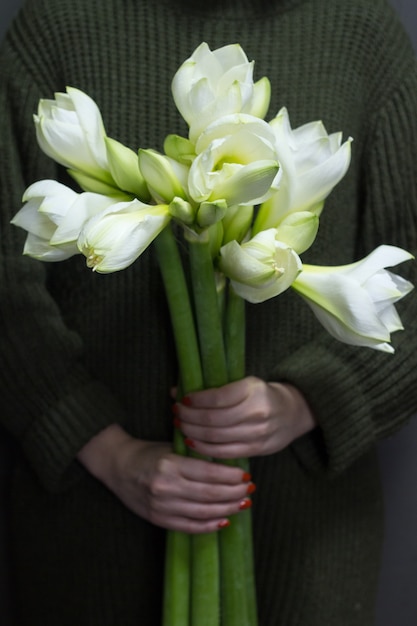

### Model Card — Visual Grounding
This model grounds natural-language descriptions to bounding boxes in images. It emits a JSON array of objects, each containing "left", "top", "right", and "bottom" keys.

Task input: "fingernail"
[
  {"left": 173, "top": 417, "right": 181, "bottom": 429},
  {"left": 239, "top": 498, "right": 252, "bottom": 511},
  {"left": 218, "top": 519, "right": 230, "bottom": 529},
  {"left": 184, "top": 438, "right": 195, "bottom": 448},
  {"left": 172, "top": 403, "right": 179, "bottom": 415},
  {"left": 242, "top": 472, "right": 252, "bottom": 483},
  {"left": 246, "top": 483, "right": 256, "bottom": 496},
  {"left": 182, "top": 396, "right": 192, "bottom": 406}
]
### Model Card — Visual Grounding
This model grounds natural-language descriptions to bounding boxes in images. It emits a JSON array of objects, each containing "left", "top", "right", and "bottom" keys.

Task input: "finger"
[
  {"left": 175, "top": 401, "right": 251, "bottom": 428},
  {"left": 184, "top": 438, "right": 263, "bottom": 459},
  {"left": 153, "top": 454, "right": 255, "bottom": 501},
  {"left": 176, "top": 380, "right": 270, "bottom": 428},
  {"left": 169, "top": 475, "right": 255, "bottom": 503},
  {"left": 151, "top": 513, "right": 231, "bottom": 534},
  {"left": 181, "top": 377, "right": 255, "bottom": 409},
  {"left": 184, "top": 407, "right": 245, "bottom": 428},
  {"left": 155, "top": 496, "right": 252, "bottom": 519},
  {"left": 178, "top": 455, "right": 251, "bottom": 485},
  {"left": 180, "top": 419, "right": 267, "bottom": 444}
]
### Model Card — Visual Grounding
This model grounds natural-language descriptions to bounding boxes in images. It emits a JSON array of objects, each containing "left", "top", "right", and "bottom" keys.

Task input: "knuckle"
[
  {"left": 148, "top": 476, "right": 167, "bottom": 498},
  {"left": 201, "top": 484, "right": 222, "bottom": 501},
  {"left": 247, "top": 375, "right": 262, "bottom": 395},
  {"left": 253, "top": 400, "right": 269, "bottom": 421},
  {"left": 256, "top": 419, "right": 271, "bottom": 439},
  {"left": 155, "top": 455, "right": 173, "bottom": 475}
]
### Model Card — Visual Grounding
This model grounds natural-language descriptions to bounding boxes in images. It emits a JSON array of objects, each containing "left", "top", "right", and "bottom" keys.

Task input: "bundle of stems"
[{"left": 155, "top": 225, "right": 257, "bottom": 625}]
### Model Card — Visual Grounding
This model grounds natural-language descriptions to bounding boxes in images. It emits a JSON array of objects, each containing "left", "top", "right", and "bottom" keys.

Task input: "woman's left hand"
[{"left": 173, "top": 376, "right": 317, "bottom": 459}]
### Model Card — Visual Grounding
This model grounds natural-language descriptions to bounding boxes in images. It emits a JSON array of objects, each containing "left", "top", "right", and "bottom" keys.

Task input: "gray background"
[{"left": 0, "top": 1, "right": 416, "bottom": 624}]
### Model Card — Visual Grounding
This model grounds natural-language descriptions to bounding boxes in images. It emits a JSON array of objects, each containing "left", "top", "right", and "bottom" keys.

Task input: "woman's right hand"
[{"left": 77, "top": 424, "right": 254, "bottom": 534}]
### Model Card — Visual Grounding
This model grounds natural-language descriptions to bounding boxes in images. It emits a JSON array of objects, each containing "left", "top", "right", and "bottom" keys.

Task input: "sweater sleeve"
[
  {"left": 274, "top": 62, "right": 417, "bottom": 476},
  {"left": 0, "top": 29, "right": 129, "bottom": 493}
]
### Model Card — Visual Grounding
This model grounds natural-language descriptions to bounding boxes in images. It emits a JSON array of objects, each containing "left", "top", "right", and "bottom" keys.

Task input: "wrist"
[
  {"left": 284, "top": 382, "right": 317, "bottom": 437},
  {"left": 268, "top": 381, "right": 317, "bottom": 440},
  {"left": 77, "top": 423, "right": 136, "bottom": 484}
]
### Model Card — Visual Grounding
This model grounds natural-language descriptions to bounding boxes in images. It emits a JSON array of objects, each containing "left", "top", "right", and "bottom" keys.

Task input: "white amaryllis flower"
[
  {"left": 172, "top": 42, "right": 271, "bottom": 142},
  {"left": 292, "top": 245, "right": 414, "bottom": 352},
  {"left": 11, "top": 180, "right": 119, "bottom": 260},
  {"left": 188, "top": 114, "right": 279, "bottom": 208},
  {"left": 78, "top": 199, "right": 171, "bottom": 273},
  {"left": 219, "top": 228, "right": 302, "bottom": 303},
  {"left": 253, "top": 107, "right": 352, "bottom": 234},
  {"left": 34, "top": 87, "right": 117, "bottom": 191}
]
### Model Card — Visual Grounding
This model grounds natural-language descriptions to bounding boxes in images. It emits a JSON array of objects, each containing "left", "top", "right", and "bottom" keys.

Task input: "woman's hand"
[
  {"left": 174, "top": 376, "right": 317, "bottom": 459},
  {"left": 77, "top": 424, "right": 254, "bottom": 534},
  {"left": 76, "top": 378, "right": 314, "bottom": 532}
]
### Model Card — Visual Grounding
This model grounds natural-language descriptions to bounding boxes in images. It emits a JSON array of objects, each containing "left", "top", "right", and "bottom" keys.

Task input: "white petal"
[
  {"left": 105, "top": 136, "right": 149, "bottom": 198},
  {"left": 51, "top": 193, "right": 118, "bottom": 244},
  {"left": 342, "top": 245, "right": 414, "bottom": 282},
  {"left": 246, "top": 77, "right": 271, "bottom": 119},
  {"left": 23, "top": 233, "right": 77, "bottom": 261},
  {"left": 67, "top": 87, "right": 108, "bottom": 168},
  {"left": 275, "top": 211, "right": 319, "bottom": 254},
  {"left": 139, "top": 149, "right": 188, "bottom": 203},
  {"left": 36, "top": 116, "right": 101, "bottom": 174},
  {"left": 293, "top": 272, "right": 389, "bottom": 339},
  {"left": 195, "top": 113, "right": 275, "bottom": 154},
  {"left": 302, "top": 297, "right": 394, "bottom": 351},
  {"left": 11, "top": 200, "right": 56, "bottom": 238},
  {"left": 220, "top": 239, "right": 277, "bottom": 285},
  {"left": 211, "top": 160, "right": 279, "bottom": 206}
]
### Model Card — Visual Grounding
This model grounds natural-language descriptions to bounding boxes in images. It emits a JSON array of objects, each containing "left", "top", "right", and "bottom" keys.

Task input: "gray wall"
[
  {"left": 0, "top": 1, "right": 416, "bottom": 625},
  {"left": 369, "top": 5, "right": 417, "bottom": 626}
]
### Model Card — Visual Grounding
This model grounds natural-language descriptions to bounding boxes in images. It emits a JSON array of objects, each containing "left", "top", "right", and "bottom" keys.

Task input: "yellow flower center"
[{"left": 83, "top": 246, "right": 104, "bottom": 271}]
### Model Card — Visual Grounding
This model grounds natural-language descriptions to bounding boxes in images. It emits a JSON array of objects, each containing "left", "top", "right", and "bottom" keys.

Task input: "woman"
[{"left": 0, "top": 0, "right": 416, "bottom": 624}]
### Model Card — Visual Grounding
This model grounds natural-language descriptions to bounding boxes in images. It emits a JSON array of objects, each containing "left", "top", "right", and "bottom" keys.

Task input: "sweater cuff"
[
  {"left": 271, "top": 342, "right": 376, "bottom": 476},
  {"left": 21, "top": 380, "right": 128, "bottom": 492}
]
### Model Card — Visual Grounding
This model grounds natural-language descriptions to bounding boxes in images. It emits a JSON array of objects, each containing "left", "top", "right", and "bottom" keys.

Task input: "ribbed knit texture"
[{"left": 0, "top": 0, "right": 416, "bottom": 624}]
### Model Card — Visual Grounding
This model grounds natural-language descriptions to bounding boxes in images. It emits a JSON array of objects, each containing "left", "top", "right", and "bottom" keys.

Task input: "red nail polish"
[
  {"left": 184, "top": 438, "right": 195, "bottom": 448},
  {"left": 218, "top": 519, "right": 230, "bottom": 529},
  {"left": 246, "top": 483, "right": 256, "bottom": 496},
  {"left": 239, "top": 498, "right": 252, "bottom": 511},
  {"left": 172, "top": 403, "right": 179, "bottom": 415},
  {"left": 242, "top": 472, "right": 252, "bottom": 483},
  {"left": 182, "top": 396, "right": 192, "bottom": 406},
  {"left": 173, "top": 417, "right": 181, "bottom": 429}
]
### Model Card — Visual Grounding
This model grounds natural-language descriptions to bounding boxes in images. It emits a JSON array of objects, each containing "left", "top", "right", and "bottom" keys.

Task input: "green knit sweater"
[{"left": 1, "top": 0, "right": 416, "bottom": 624}]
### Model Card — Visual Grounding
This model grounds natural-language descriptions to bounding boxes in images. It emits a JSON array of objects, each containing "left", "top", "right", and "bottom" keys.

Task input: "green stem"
[
  {"left": 162, "top": 530, "right": 191, "bottom": 626},
  {"left": 187, "top": 230, "right": 229, "bottom": 387},
  {"left": 187, "top": 233, "right": 258, "bottom": 625},
  {"left": 155, "top": 225, "right": 205, "bottom": 626},
  {"left": 224, "top": 284, "right": 246, "bottom": 382},
  {"left": 155, "top": 225, "right": 204, "bottom": 396},
  {"left": 156, "top": 225, "right": 257, "bottom": 625},
  {"left": 186, "top": 230, "right": 227, "bottom": 626},
  {"left": 219, "top": 285, "right": 258, "bottom": 625}
]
